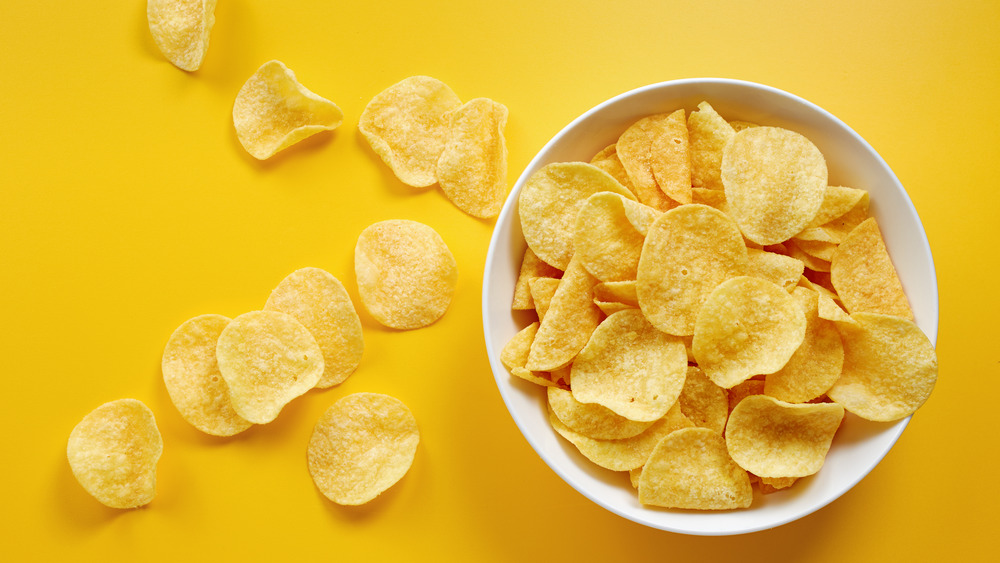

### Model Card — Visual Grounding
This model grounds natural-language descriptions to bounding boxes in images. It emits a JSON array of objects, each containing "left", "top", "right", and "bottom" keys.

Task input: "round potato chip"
[
  {"left": 147, "top": 0, "right": 216, "bottom": 72},
  {"left": 308, "top": 393, "right": 419, "bottom": 505},
  {"left": 67, "top": 399, "right": 163, "bottom": 509},
  {"left": 162, "top": 314, "right": 253, "bottom": 436},
  {"left": 355, "top": 220, "right": 457, "bottom": 330},
  {"left": 437, "top": 97, "right": 509, "bottom": 218},
  {"left": 574, "top": 192, "right": 659, "bottom": 282},
  {"left": 678, "top": 366, "right": 729, "bottom": 434},
  {"left": 547, "top": 387, "right": 654, "bottom": 440},
  {"left": 830, "top": 217, "right": 913, "bottom": 320},
  {"left": 216, "top": 310, "right": 324, "bottom": 424}
]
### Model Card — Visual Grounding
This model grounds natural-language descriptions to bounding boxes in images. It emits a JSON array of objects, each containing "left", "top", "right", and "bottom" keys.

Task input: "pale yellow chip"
[
  {"left": 437, "top": 97, "right": 509, "bottom": 218},
  {"left": 785, "top": 239, "right": 832, "bottom": 273},
  {"left": 590, "top": 144, "right": 637, "bottom": 197},
  {"left": 678, "top": 366, "right": 729, "bottom": 434},
  {"left": 525, "top": 255, "right": 602, "bottom": 371},
  {"left": 690, "top": 187, "right": 732, "bottom": 215},
  {"left": 147, "top": 0, "right": 216, "bottom": 71},
  {"left": 547, "top": 387, "right": 654, "bottom": 440},
  {"left": 216, "top": 310, "right": 324, "bottom": 424},
  {"left": 574, "top": 192, "right": 659, "bottom": 282},
  {"left": 616, "top": 114, "right": 676, "bottom": 211},
  {"left": 359, "top": 76, "right": 462, "bottom": 187},
  {"left": 233, "top": 60, "right": 344, "bottom": 160},
  {"left": 827, "top": 312, "right": 937, "bottom": 421},
  {"left": 307, "top": 393, "right": 419, "bottom": 505},
  {"left": 807, "top": 186, "right": 869, "bottom": 231},
  {"left": 727, "top": 379, "right": 765, "bottom": 414},
  {"left": 162, "top": 314, "right": 252, "bottom": 436},
  {"left": 820, "top": 189, "right": 870, "bottom": 242},
  {"left": 760, "top": 476, "right": 797, "bottom": 494},
  {"left": 745, "top": 248, "right": 805, "bottom": 292},
  {"left": 67, "top": 399, "right": 163, "bottom": 509},
  {"left": 592, "top": 280, "right": 638, "bottom": 307},
  {"left": 649, "top": 109, "right": 693, "bottom": 205},
  {"left": 638, "top": 427, "right": 752, "bottom": 510},
  {"left": 688, "top": 101, "right": 736, "bottom": 190},
  {"left": 528, "top": 277, "right": 560, "bottom": 321},
  {"left": 830, "top": 217, "right": 913, "bottom": 320},
  {"left": 355, "top": 219, "right": 458, "bottom": 330},
  {"left": 264, "top": 267, "right": 364, "bottom": 388},
  {"left": 794, "top": 237, "right": 838, "bottom": 262},
  {"left": 500, "top": 322, "right": 561, "bottom": 388},
  {"left": 511, "top": 247, "right": 562, "bottom": 310},
  {"left": 728, "top": 120, "right": 759, "bottom": 132},
  {"left": 725, "top": 395, "right": 844, "bottom": 478},
  {"left": 594, "top": 300, "right": 634, "bottom": 316}
]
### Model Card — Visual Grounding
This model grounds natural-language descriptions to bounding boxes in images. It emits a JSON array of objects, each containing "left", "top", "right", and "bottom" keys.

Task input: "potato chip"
[
  {"left": 511, "top": 247, "right": 562, "bottom": 310},
  {"left": 722, "top": 126, "right": 827, "bottom": 245},
  {"left": 308, "top": 393, "right": 419, "bottom": 505},
  {"left": 690, "top": 187, "right": 732, "bottom": 215},
  {"left": 528, "top": 277, "right": 560, "bottom": 321},
  {"left": 760, "top": 476, "right": 797, "bottom": 493},
  {"left": 147, "top": 0, "right": 216, "bottom": 72},
  {"left": 727, "top": 379, "right": 765, "bottom": 414},
  {"left": 827, "top": 312, "right": 937, "bottom": 421},
  {"left": 820, "top": 189, "right": 870, "bottom": 242},
  {"left": 725, "top": 395, "right": 844, "bottom": 478},
  {"left": 693, "top": 276, "right": 807, "bottom": 389},
  {"left": 355, "top": 219, "right": 458, "bottom": 330},
  {"left": 806, "top": 186, "right": 869, "bottom": 231},
  {"left": 592, "top": 280, "right": 638, "bottom": 307},
  {"left": 678, "top": 366, "right": 729, "bottom": 434},
  {"left": 547, "top": 387, "right": 654, "bottom": 440},
  {"left": 688, "top": 101, "right": 735, "bottom": 190},
  {"left": 650, "top": 109, "right": 692, "bottom": 205},
  {"left": 590, "top": 144, "right": 637, "bottom": 196},
  {"left": 525, "top": 255, "right": 602, "bottom": 371},
  {"left": 501, "top": 322, "right": 561, "bottom": 387},
  {"left": 264, "top": 268, "right": 364, "bottom": 388},
  {"left": 616, "top": 114, "right": 676, "bottom": 211},
  {"left": 570, "top": 309, "right": 687, "bottom": 422},
  {"left": 519, "top": 162, "right": 634, "bottom": 270},
  {"left": 216, "top": 310, "right": 324, "bottom": 424},
  {"left": 359, "top": 76, "right": 462, "bottom": 187},
  {"left": 233, "top": 60, "right": 344, "bottom": 160},
  {"left": 638, "top": 427, "right": 752, "bottom": 510},
  {"left": 574, "top": 193, "right": 659, "bottom": 282},
  {"left": 785, "top": 239, "right": 832, "bottom": 273},
  {"left": 728, "top": 120, "right": 759, "bottom": 132},
  {"left": 793, "top": 237, "right": 837, "bottom": 262},
  {"left": 746, "top": 248, "right": 805, "bottom": 292},
  {"left": 636, "top": 204, "right": 748, "bottom": 336},
  {"left": 67, "top": 399, "right": 163, "bottom": 509},
  {"left": 830, "top": 218, "right": 913, "bottom": 320},
  {"left": 437, "top": 97, "right": 509, "bottom": 218},
  {"left": 162, "top": 314, "right": 252, "bottom": 436}
]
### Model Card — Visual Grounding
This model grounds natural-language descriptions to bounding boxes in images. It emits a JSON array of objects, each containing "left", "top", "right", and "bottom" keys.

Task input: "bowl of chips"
[{"left": 482, "top": 78, "right": 937, "bottom": 535}]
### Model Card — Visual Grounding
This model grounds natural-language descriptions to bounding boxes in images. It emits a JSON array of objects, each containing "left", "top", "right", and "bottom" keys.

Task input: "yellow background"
[{"left": 2, "top": 0, "right": 997, "bottom": 560}]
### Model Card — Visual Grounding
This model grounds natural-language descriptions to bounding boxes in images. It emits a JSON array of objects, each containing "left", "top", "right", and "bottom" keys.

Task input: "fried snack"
[
  {"left": 511, "top": 247, "right": 562, "bottom": 310},
  {"left": 830, "top": 217, "right": 913, "bottom": 320},
  {"left": 574, "top": 192, "right": 659, "bottom": 282},
  {"left": 745, "top": 248, "right": 805, "bottom": 292},
  {"left": 688, "top": 101, "right": 735, "bottom": 191},
  {"left": 590, "top": 144, "right": 637, "bottom": 196},
  {"left": 547, "top": 387, "right": 654, "bottom": 440},
  {"left": 528, "top": 277, "right": 560, "bottom": 321},
  {"left": 501, "top": 322, "right": 560, "bottom": 387},
  {"left": 437, "top": 97, "right": 509, "bottom": 218},
  {"left": 650, "top": 109, "right": 692, "bottom": 205},
  {"left": 616, "top": 113, "right": 676, "bottom": 210},
  {"left": 525, "top": 254, "right": 602, "bottom": 372},
  {"left": 678, "top": 366, "right": 729, "bottom": 434},
  {"left": 147, "top": 0, "right": 216, "bottom": 71}
]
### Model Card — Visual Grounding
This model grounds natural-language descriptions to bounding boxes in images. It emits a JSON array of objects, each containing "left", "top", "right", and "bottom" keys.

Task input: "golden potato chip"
[
  {"left": 649, "top": 109, "right": 692, "bottom": 205},
  {"left": 147, "top": 0, "right": 216, "bottom": 71},
  {"left": 264, "top": 268, "right": 364, "bottom": 388},
  {"left": 528, "top": 277, "right": 560, "bottom": 321},
  {"left": 519, "top": 162, "right": 634, "bottom": 270},
  {"left": 692, "top": 276, "right": 806, "bottom": 389},
  {"left": 162, "top": 314, "right": 252, "bottom": 436},
  {"left": 355, "top": 219, "right": 458, "bottom": 330},
  {"left": 547, "top": 387, "right": 654, "bottom": 440},
  {"left": 827, "top": 312, "right": 937, "bottom": 421},
  {"left": 690, "top": 187, "right": 732, "bottom": 215},
  {"left": 501, "top": 322, "right": 561, "bottom": 388},
  {"left": 727, "top": 379, "right": 765, "bottom": 414},
  {"left": 308, "top": 393, "right": 419, "bottom": 505},
  {"left": 722, "top": 126, "right": 827, "bottom": 245},
  {"left": 594, "top": 300, "right": 633, "bottom": 316},
  {"left": 590, "top": 144, "right": 637, "bottom": 196},
  {"left": 359, "top": 76, "right": 462, "bottom": 187},
  {"left": 629, "top": 467, "right": 642, "bottom": 489},
  {"left": 785, "top": 239, "right": 832, "bottom": 273},
  {"left": 746, "top": 248, "right": 805, "bottom": 292},
  {"left": 233, "top": 60, "right": 344, "bottom": 160},
  {"left": 67, "top": 399, "right": 163, "bottom": 509},
  {"left": 525, "top": 255, "right": 602, "bottom": 371},
  {"left": 806, "top": 186, "right": 869, "bottom": 231},
  {"left": 794, "top": 237, "right": 837, "bottom": 262},
  {"left": 760, "top": 476, "right": 797, "bottom": 493},
  {"left": 616, "top": 114, "right": 676, "bottom": 211},
  {"left": 216, "top": 310, "right": 324, "bottom": 424},
  {"left": 817, "top": 291, "right": 854, "bottom": 324},
  {"left": 574, "top": 192, "right": 659, "bottom": 282},
  {"left": 725, "top": 395, "right": 844, "bottom": 478},
  {"left": 728, "top": 120, "right": 759, "bottom": 132},
  {"left": 830, "top": 217, "right": 913, "bottom": 320},
  {"left": 820, "top": 189, "right": 870, "bottom": 242},
  {"left": 511, "top": 247, "right": 562, "bottom": 310},
  {"left": 437, "top": 97, "right": 509, "bottom": 218},
  {"left": 688, "top": 101, "right": 735, "bottom": 190},
  {"left": 592, "top": 280, "right": 638, "bottom": 307},
  {"left": 636, "top": 204, "right": 748, "bottom": 336},
  {"left": 678, "top": 366, "right": 729, "bottom": 434},
  {"left": 638, "top": 427, "right": 752, "bottom": 510},
  {"left": 570, "top": 309, "right": 687, "bottom": 422}
]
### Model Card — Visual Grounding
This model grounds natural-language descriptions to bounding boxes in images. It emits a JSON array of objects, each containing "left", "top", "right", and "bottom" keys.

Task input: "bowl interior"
[{"left": 482, "top": 78, "right": 938, "bottom": 535}]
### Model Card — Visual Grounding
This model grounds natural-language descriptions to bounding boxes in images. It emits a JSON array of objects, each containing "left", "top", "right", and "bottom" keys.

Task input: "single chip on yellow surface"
[
  {"left": 745, "top": 248, "right": 805, "bottom": 292},
  {"left": 528, "top": 277, "right": 560, "bottom": 321},
  {"left": 678, "top": 366, "right": 729, "bottom": 434},
  {"left": 590, "top": 144, "right": 637, "bottom": 196},
  {"left": 355, "top": 219, "right": 458, "bottom": 330},
  {"left": 232, "top": 60, "right": 344, "bottom": 160},
  {"left": 147, "top": 0, "right": 216, "bottom": 71},
  {"left": 437, "top": 97, "right": 509, "bottom": 218},
  {"left": 830, "top": 217, "right": 913, "bottom": 320},
  {"left": 264, "top": 268, "right": 364, "bottom": 389},
  {"left": 308, "top": 393, "right": 419, "bottom": 506},
  {"left": 511, "top": 247, "right": 562, "bottom": 310},
  {"left": 216, "top": 310, "right": 324, "bottom": 424},
  {"left": 360, "top": 76, "right": 462, "bottom": 187},
  {"left": 688, "top": 101, "right": 735, "bottom": 191},
  {"left": 526, "top": 255, "right": 602, "bottom": 371},
  {"left": 616, "top": 113, "right": 676, "bottom": 211},
  {"left": 162, "top": 314, "right": 252, "bottom": 436},
  {"left": 574, "top": 192, "right": 659, "bottom": 282},
  {"left": 725, "top": 395, "right": 844, "bottom": 478},
  {"left": 67, "top": 399, "right": 163, "bottom": 509},
  {"left": 547, "top": 387, "right": 654, "bottom": 440}
]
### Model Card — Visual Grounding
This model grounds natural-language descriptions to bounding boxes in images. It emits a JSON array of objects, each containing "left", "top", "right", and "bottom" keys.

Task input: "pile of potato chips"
[{"left": 504, "top": 102, "right": 938, "bottom": 510}]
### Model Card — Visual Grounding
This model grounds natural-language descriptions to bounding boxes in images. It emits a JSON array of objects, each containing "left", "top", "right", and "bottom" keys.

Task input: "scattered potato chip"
[
  {"left": 590, "top": 144, "right": 637, "bottom": 196},
  {"left": 746, "top": 248, "right": 805, "bottom": 292},
  {"left": 67, "top": 399, "right": 163, "bottom": 509},
  {"left": 616, "top": 114, "right": 676, "bottom": 211},
  {"left": 649, "top": 109, "right": 692, "bottom": 205},
  {"left": 355, "top": 219, "right": 458, "bottom": 330},
  {"left": 308, "top": 393, "right": 419, "bottom": 505},
  {"left": 526, "top": 255, "right": 602, "bottom": 371},
  {"left": 528, "top": 277, "right": 561, "bottom": 321},
  {"left": 547, "top": 387, "right": 653, "bottom": 440},
  {"left": 162, "top": 314, "right": 252, "bottom": 436},
  {"left": 574, "top": 192, "right": 659, "bottom": 282},
  {"left": 147, "top": 0, "right": 216, "bottom": 71},
  {"left": 511, "top": 247, "right": 562, "bottom": 310},
  {"left": 688, "top": 102, "right": 735, "bottom": 190},
  {"left": 678, "top": 366, "right": 729, "bottom": 434},
  {"left": 830, "top": 217, "right": 913, "bottom": 320},
  {"left": 233, "top": 60, "right": 344, "bottom": 160},
  {"left": 437, "top": 97, "right": 509, "bottom": 218}
]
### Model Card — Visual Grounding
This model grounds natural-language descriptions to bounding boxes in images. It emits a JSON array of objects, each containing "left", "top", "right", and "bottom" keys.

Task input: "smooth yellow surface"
[{"left": 1, "top": 0, "right": 997, "bottom": 560}]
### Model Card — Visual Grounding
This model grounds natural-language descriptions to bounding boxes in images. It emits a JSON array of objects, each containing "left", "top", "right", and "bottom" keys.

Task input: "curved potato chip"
[
  {"left": 528, "top": 277, "right": 560, "bottom": 321},
  {"left": 147, "top": 0, "right": 216, "bottom": 72},
  {"left": 233, "top": 60, "right": 344, "bottom": 160},
  {"left": 688, "top": 101, "right": 735, "bottom": 191},
  {"left": 806, "top": 186, "right": 869, "bottom": 230},
  {"left": 525, "top": 255, "right": 601, "bottom": 372},
  {"left": 547, "top": 387, "right": 654, "bottom": 440},
  {"left": 162, "top": 314, "right": 253, "bottom": 436},
  {"left": 355, "top": 220, "right": 457, "bottom": 330},
  {"left": 785, "top": 240, "right": 831, "bottom": 273},
  {"left": 308, "top": 393, "right": 419, "bottom": 505},
  {"left": 592, "top": 280, "right": 638, "bottom": 307},
  {"left": 728, "top": 120, "right": 759, "bottom": 132},
  {"left": 264, "top": 268, "right": 364, "bottom": 388},
  {"left": 437, "top": 97, "right": 509, "bottom": 218},
  {"left": 67, "top": 399, "right": 163, "bottom": 509},
  {"left": 511, "top": 247, "right": 562, "bottom": 310},
  {"left": 678, "top": 366, "right": 729, "bottom": 434},
  {"left": 830, "top": 217, "right": 913, "bottom": 320},
  {"left": 360, "top": 76, "right": 462, "bottom": 187},
  {"left": 502, "top": 321, "right": 562, "bottom": 388},
  {"left": 616, "top": 113, "right": 676, "bottom": 210},
  {"left": 590, "top": 144, "right": 637, "bottom": 196},
  {"left": 574, "top": 192, "right": 659, "bottom": 282},
  {"left": 650, "top": 109, "right": 692, "bottom": 205},
  {"left": 746, "top": 248, "right": 805, "bottom": 292}
]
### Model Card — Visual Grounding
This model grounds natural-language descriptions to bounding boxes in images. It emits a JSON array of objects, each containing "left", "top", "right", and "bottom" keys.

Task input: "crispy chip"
[
  {"left": 649, "top": 109, "right": 693, "bottom": 205},
  {"left": 355, "top": 219, "right": 457, "bottom": 330},
  {"left": 678, "top": 366, "right": 729, "bottom": 434},
  {"left": 525, "top": 255, "right": 602, "bottom": 371},
  {"left": 511, "top": 247, "right": 562, "bottom": 310},
  {"left": 688, "top": 102, "right": 735, "bottom": 190},
  {"left": 830, "top": 217, "right": 913, "bottom": 320},
  {"left": 807, "top": 186, "right": 869, "bottom": 231},
  {"left": 727, "top": 379, "right": 765, "bottom": 414},
  {"left": 616, "top": 114, "right": 677, "bottom": 210},
  {"left": 233, "top": 60, "right": 344, "bottom": 160},
  {"left": 67, "top": 399, "right": 163, "bottom": 509},
  {"left": 147, "top": 0, "right": 216, "bottom": 71},
  {"left": 760, "top": 476, "right": 797, "bottom": 494},
  {"left": 746, "top": 248, "right": 805, "bottom": 292},
  {"left": 574, "top": 192, "right": 659, "bottom": 282},
  {"left": 501, "top": 323, "right": 561, "bottom": 388},
  {"left": 786, "top": 239, "right": 832, "bottom": 273},
  {"left": 547, "top": 387, "right": 654, "bottom": 440},
  {"left": 728, "top": 120, "right": 759, "bottom": 132},
  {"left": 437, "top": 97, "right": 509, "bottom": 218},
  {"left": 590, "top": 144, "right": 637, "bottom": 196},
  {"left": 308, "top": 393, "right": 419, "bottom": 505},
  {"left": 794, "top": 238, "right": 837, "bottom": 262},
  {"left": 592, "top": 280, "right": 639, "bottom": 307},
  {"left": 528, "top": 277, "right": 561, "bottom": 321}
]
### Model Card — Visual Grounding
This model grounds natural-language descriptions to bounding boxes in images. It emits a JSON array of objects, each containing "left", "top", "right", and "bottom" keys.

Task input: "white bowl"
[{"left": 482, "top": 78, "right": 938, "bottom": 535}]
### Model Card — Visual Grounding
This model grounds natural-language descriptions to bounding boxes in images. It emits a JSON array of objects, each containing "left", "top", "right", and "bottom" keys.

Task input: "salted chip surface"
[
  {"left": 511, "top": 247, "right": 562, "bottom": 310},
  {"left": 547, "top": 387, "right": 654, "bottom": 440},
  {"left": 233, "top": 60, "right": 344, "bottom": 160},
  {"left": 67, "top": 399, "right": 163, "bottom": 509},
  {"left": 355, "top": 220, "right": 457, "bottom": 330},
  {"left": 264, "top": 268, "right": 364, "bottom": 388},
  {"left": 722, "top": 126, "right": 827, "bottom": 245},
  {"left": 827, "top": 312, "right": 937, "bottom": 421},
  {"left": 616, "top": 114, "right": 676, "bottom": 211},
  {"left": 147, "top": 0, "right": 216, "bottom": 71},
  {"left": 650, "top": 109, "right": 692, "bottom": 205},
  {"left": 830, "top": 217, "right": 913, "bottom": 320},
  {"left": 746, "top": 248, "right": 805, "bottom": 292},
  {"left": 526, "top": 255, "right": 601, "bottom": 371},
  {"left": 688, "top": 101, "right": 735, "bottom": 191},
  {"left": 308, "top": 393, "right": 419, "bottom": 505},
  {"left": 216, "top": 310, "right": 324, "bottom": 424},
  {"left": 528, "top": 277, "right": 560, "bottom": 320},
  {"left": 725, "top": 395, "right": 844, "bottom": 478},
  {"left": 807, "top": 186, "right": 869, "bottom": 230},
  {"left": 574, "top": 192, "right": 659, "bottom": 282},
  {"left": 638, "top": 427, "right": 752, "bottom": 510},
  {"left": 678, "top": 366, "right": 729, "bottom": 434},
  {"left": 501, "top": 322, "right": 559, "bottom": 387},
  {"left": 360, "top": 76, "right": 462, "bottom": 187},
  {"left": 162, "top": 314, "right": 252, "bottom": 436},
  {"left": 437, "top": 97, "right": 509, "bottom": 218},
  {"left": 590, "top": 144, "right": 636, "bottom": 196}
]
